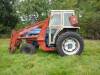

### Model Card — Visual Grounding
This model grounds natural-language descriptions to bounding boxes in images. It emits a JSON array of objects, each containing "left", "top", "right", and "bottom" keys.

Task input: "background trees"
[
  {"left": 0, "top": 0, "right": 100, "bottom": 39},
  {"left": 79, "top": 0, "right": 100, "bottom": 39},
  {"left": 0, "top": 0, "right": 18, "bottom": 35}
]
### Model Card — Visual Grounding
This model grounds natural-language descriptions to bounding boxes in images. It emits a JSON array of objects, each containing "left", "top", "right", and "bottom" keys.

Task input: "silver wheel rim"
[{"left": 62, "top": 37, "right": 80, "bottom": 55}]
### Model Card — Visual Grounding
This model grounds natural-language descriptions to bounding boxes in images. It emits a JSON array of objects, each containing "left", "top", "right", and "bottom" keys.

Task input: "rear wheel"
[
  {"left": 20, "top": 43, "right": 36, "bottom": 54},
  {"left": 56, "top": 32, "right": 84, "bottom": 56}
]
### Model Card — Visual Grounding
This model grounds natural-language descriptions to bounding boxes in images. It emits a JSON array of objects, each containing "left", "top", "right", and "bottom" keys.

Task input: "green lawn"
[{"left": 0, "top": 39, "right": 100, "bottom": 75}]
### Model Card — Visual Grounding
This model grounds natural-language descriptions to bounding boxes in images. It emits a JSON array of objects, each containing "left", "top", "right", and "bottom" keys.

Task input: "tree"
[
  {"left": 50, "top": 0, "right": 77, "bottom": 10},
  {"left": 79, "top": 0, "right": 100, "bottom": 39},
  {"left": 0, "top": 0, "right": 99, "bottom": 39},
  {"left": 0, "top": 0, "right": 18, "bottom": 34},
  {"left": 16, "top": 0, "right": 50, "bottom": 22}
]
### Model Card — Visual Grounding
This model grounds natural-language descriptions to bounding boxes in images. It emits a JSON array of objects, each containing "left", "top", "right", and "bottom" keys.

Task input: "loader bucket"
[{"left": 9, "top": 30, "right": 19, "bottom": 53}]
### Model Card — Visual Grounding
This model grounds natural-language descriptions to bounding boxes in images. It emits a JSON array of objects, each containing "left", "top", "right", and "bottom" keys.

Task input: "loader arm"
[{"left": 9, "top": 17, "right": 55, "bottom": 53}]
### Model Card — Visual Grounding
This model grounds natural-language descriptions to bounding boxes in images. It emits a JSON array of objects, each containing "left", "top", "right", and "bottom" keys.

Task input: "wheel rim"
[{"left": 62, "top": 37, "right": 80, "bottom": 55}]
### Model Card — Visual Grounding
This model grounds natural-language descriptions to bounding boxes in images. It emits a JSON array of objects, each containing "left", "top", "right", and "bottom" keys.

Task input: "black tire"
[
  {"left": 20, "top": 43, "right": 36, "bottom": 54},
  {"left": 56, "top": 32, "right": 84, "bottom": 56}
]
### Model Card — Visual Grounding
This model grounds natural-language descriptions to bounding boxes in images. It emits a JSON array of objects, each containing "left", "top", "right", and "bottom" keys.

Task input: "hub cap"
[{"left": 62, "top": 37, "right": 80, "bottom": 55}]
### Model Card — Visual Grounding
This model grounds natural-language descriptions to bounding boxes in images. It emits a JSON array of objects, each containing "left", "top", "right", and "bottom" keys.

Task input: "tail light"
[{"left": 69, "top": 16, "right": 78, "bottom": 27}]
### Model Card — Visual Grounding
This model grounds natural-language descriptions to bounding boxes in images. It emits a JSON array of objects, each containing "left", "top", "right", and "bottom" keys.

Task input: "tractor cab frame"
[{"left": 48, "top": 10, "right": 79, "bottom": 45}]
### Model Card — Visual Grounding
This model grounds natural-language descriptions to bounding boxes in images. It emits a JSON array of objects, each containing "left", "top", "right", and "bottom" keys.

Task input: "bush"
[{"left": 80, "top": 12, "right": 100, "bottom": 39}]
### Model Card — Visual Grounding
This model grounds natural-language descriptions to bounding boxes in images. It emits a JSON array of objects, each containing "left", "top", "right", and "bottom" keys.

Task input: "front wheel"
[
  {"left": 20, "top": 43, "right": 36, "bottom": 54},
  {"left": 56, "top": 32, "right": 84, "bottom": 56}
]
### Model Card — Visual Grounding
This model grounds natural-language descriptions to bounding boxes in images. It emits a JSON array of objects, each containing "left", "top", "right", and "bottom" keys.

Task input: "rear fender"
[{"left": 54, "top": 28, "right": 79, "bottom": 44}]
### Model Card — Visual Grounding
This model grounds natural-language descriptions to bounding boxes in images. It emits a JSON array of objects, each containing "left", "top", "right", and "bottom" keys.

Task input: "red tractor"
[{"left": 9, "top": 10, "right": 84, "bottom": 56}]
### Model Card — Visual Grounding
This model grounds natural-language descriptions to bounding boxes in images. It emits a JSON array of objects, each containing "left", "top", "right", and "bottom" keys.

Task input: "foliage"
[
  {"left": 50, "top": 0, "right": 77, "bottom": 10},
  {"left": 13, "top": 0, "right": 100, "bottom": 39},
  {"left": 80, "top": 12, "right": 100, "bottom": 39},
  {"left": 0, "top": 0, "right": 100, "bottom": 39},
  {"left": 16, "top": 0, "right": 50, "bottom": 21},
  {"left": 0, "top": 0, "right": 19, "bottom": 34},
  {"left": 79, "top": 0, "right": 100, "bottom": 39}
]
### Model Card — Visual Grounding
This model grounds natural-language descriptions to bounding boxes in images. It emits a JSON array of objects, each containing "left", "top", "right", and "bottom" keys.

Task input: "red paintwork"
[{"left": 9, "top": 17, "right": 55, "bottom": 53}]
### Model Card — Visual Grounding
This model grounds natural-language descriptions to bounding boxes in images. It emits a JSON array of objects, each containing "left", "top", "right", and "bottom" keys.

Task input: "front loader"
[{"left": 9, "top": 10, "right": 84, "bottom": 56}]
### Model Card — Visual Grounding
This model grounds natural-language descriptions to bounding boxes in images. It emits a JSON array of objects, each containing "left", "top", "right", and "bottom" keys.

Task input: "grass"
[{"left": 0, "top": 39, "right": 100, "bottom": 75}]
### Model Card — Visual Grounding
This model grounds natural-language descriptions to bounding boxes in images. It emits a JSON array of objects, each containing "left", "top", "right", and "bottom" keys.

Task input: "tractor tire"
[
  {"left": 56, "top": 32, "right": 84, "bottom": 56},
  {"left": 20, "top": 43, "right": 36, "bottom": 54}
]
